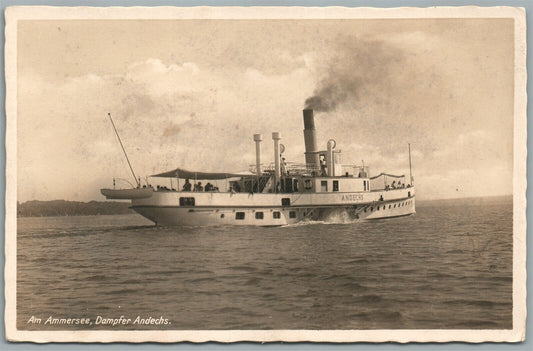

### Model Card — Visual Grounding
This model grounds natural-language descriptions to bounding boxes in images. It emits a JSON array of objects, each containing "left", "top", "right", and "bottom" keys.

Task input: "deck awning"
[
  {"left": 151, "top": 167, "right": 252, "bottom": 180},
  {"left": 369, "top": 172, "right": 405, "bottom": 180}
]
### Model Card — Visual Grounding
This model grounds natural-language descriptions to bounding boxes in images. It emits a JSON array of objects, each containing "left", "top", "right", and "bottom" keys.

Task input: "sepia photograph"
[{"left": 4, "top": 5, "right": 527, "bottom": 343}]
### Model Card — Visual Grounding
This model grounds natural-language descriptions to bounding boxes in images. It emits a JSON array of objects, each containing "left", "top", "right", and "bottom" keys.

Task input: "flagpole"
[{"left": 408, "top": 143, "right": 413, "bottom": 185}]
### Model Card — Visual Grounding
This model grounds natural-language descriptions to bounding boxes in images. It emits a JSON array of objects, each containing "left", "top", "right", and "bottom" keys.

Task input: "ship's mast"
[
  {"left": 107, "top": 113, "right": 140, "bottom": 188},
  {"left": 408, "top": 143, "right": 413, "bottom": 185}
]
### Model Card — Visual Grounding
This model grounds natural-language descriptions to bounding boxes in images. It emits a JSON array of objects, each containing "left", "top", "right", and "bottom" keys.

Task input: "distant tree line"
[{"left": 17, "top": 200, "right": 133, "bottom": 217}]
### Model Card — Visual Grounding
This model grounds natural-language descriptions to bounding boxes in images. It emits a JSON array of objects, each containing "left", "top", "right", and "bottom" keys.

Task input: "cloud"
[
  {"left": 432, "top": 129, "right": 506, "bottom": 169},
  {"left": 126, "top": 58, "right": 201, "bottom": 97}
]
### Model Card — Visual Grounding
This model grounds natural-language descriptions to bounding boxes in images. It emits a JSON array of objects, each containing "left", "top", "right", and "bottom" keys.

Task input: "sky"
[{"left": 17, "top": 18, "right": 514, "bottom": 201}]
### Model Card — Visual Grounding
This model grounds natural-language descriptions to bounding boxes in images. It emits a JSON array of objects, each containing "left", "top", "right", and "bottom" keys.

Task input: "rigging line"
[
  {"left": 107, "top": 113, "right": 140, "bottom": 187},
  {"left": 408, "top": 143, "right": 413, "bottom": 185}
]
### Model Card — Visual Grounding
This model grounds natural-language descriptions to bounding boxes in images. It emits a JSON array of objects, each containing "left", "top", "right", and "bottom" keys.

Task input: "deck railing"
[{"left": 249, "top": 163, "right": 370, "bottom": 177}]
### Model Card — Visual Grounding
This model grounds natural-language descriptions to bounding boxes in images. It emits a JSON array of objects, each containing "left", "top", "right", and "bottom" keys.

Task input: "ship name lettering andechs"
[{"left": 341, "top": 194, "right": 363, "bottom": 202}]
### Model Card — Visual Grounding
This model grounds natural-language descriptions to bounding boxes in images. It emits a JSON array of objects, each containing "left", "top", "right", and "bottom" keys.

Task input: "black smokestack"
[
  {"left": 304, "top": 37, "right": 403, "bottom": 112},
  {"left": 303, "top": 109, "right": 320, "bottom": 168},
  {"left": 303, "top": 108, "right": 315, "bottom": 129}
]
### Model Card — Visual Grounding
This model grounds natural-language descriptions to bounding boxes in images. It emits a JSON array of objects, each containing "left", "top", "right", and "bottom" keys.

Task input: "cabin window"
[
  {"left": 282, "top": 198, "right": 291, "bottom": 206},
  {"left": 273, "top": 211, "right": 281, "bottom": 219},
  {"left": 294, "top": 179, "right": 299, "bottom": 192},
  {"left": 321, "top": 181, "right": 328, "bottom": 192},
  {"left": 304, "top": 179, "right": 312, "bottom": 190},
  {"left": 289, "top": 211, "right": 296, "bottom": 218},
  {"left": 333, "top": 180, "right": 339, "bottom": 192},
  {"left": 235, "top": 212, "right": 245, "bottom": 220},
  {"left": 255, "top": 212, "right": 264, "bottom": 220},
  {"left": 370, "top": 207, "right": 373, "bottom": 211},
  {"left": 179, "top": 197, "right": 195, "bottom": 206},
  {"left": 220, "top": 214, "right": 224, "bottom": 218}
]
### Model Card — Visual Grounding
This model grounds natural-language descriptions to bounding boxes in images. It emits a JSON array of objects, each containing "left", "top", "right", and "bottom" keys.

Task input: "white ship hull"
[{"left": 103, "top": 187, "right": 416, "bottom": 226}]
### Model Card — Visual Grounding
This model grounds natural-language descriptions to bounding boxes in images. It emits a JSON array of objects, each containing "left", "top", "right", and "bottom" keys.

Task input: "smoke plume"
[{"left": 305, "top": 36, "right": 404, "bottom": 112}]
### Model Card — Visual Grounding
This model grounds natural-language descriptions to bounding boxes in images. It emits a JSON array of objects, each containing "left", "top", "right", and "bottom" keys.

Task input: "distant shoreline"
[{"left": 17, "top": 200, "right": 133, "bottom": 218}]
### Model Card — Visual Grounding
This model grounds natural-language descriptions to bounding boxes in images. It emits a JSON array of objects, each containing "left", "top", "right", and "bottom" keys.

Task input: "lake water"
[{"left": 16, "top": 196, "right": 513, "bottom": 330}]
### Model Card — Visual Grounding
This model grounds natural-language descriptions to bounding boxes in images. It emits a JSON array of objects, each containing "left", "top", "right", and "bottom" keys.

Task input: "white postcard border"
[{"left": 4, "top": 5, "right": 527, "bottom": 343}]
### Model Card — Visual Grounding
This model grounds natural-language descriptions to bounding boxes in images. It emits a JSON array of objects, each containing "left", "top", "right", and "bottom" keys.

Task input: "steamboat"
[{"left": 101, "top": 109, "right": 416, "bottom": 226}]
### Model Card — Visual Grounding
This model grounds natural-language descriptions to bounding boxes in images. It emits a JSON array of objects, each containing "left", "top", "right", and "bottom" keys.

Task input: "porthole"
[{"left": 221, "top": 214, "right": 224, "bottom": 218}]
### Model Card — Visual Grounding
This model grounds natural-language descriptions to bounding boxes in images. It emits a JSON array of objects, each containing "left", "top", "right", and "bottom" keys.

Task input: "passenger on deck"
[
  {"left": 320, "top": 155, "right": 327, "bottom": 176},
  {"left": 391, "top": 181, "right": 396, "bottom": 189},
  {"left": 197, "top": 182, "right": 203, "bottom": 192},
  {"left": 281, "top": 157, "right": 287, "bottom": 175},
  {"left": 205, "top": 182, "right": 213, "bottom": 191},
  {"left": 182, "top": 179, "right": 192, "bottom": 191}
]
